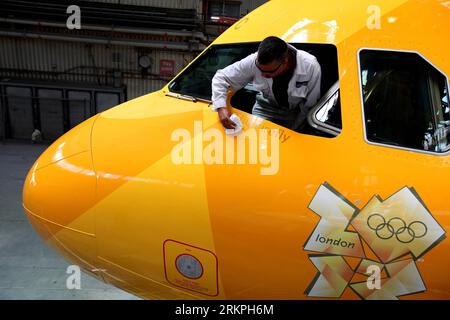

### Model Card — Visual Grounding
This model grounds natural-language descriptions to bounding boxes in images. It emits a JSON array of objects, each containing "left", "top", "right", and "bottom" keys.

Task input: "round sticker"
[{"left": 175, "top": 254, "right": 203, "bottom": 279}]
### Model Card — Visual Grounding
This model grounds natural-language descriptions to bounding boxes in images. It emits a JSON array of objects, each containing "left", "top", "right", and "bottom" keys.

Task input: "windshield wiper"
[
  {"left": 166, "top": 92, "right": 212, "bottom": 104},
  {"left": 166, "top": 92, "right": 198, "bottom": 102}
]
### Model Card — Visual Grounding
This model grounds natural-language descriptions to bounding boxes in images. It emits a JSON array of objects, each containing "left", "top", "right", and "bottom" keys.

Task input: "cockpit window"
[
  {"left": 359, "top": 49, "right": 450, "bottom": 153},
  {"left": 169, "top": 44, "right": 259, "bottom": 100},
  {"left": 168, "top": 42, "right": 340, "bottom": 138}
]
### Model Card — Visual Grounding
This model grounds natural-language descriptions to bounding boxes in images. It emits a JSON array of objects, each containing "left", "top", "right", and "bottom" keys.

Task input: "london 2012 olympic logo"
[
  {"left": 367, "top": 214, "right": 427, "bottom": 243},
  {"left": 303, "top": 183, "right": 446, "bottom": 300}
]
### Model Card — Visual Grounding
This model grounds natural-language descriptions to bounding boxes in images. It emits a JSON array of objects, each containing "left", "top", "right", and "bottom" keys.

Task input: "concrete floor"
[{"left": 0, "top": 140, "right": 139, "bottom": 299}]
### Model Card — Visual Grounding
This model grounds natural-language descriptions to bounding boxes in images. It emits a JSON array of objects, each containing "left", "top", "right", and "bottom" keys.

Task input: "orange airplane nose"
[{"left": 22, "top": 115, "right": 100, "bottom": 273}]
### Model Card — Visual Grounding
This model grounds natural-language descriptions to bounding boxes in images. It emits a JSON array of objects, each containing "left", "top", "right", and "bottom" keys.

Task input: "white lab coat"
[{"left": 211, "top": 46, "right": 321, "bottom": 129}]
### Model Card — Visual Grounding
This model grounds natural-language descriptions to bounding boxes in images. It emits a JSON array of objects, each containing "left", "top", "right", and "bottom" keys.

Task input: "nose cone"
[{"left": 23, "top": 115, "right": 99, "bottom": 270}]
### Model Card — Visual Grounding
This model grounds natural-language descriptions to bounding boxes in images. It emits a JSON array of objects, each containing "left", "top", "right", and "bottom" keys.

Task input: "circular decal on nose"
[{"left": 175, "top": 254, "right": 203, "bottom": 279}]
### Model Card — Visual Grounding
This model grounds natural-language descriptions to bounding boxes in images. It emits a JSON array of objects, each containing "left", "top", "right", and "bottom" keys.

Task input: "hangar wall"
[
  {"left": 0, "top": 0, "right": 268, "bottom": 142},
  {"left": 0, "top": 37, "right": 195, "bottom": 100}
]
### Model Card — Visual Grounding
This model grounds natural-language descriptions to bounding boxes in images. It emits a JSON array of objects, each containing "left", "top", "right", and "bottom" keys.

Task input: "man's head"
[{"left": 256, "top": 36, "right": 293, "bottom": 78}]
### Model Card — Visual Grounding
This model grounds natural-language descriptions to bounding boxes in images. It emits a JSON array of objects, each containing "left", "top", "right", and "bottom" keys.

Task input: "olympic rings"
[{"left": 367, "top": 213, "right": 427, "bottom": 243}]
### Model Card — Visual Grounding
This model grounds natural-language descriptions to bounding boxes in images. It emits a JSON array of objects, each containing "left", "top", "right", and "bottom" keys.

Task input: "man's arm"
[{"left": 211, "top": 53, "right": 257, "bottom": 112}]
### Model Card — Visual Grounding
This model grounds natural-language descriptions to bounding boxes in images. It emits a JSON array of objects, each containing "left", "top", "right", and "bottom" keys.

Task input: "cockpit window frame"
[
  {"left": 307, "top": 80, "right": 341, "bottom": 137},
  {"left": 167, "top": 42, "right": 340, "bottom": 102},
  {"left": 357, "top": 47, "right": 450, "bottom": 156},
  {"left": 167, "top": 41, "right": 342, "bottom": 137}
]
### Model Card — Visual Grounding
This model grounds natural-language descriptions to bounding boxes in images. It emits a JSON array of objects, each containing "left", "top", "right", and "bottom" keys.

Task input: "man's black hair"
[{"left": 257, "top": 36, "right": 288, "bottom": 65}]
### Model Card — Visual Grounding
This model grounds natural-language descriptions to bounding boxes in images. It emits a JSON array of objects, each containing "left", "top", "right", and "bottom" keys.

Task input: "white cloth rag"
[{"left": 225, "top": 114, "right": 243, "bottom": 136}]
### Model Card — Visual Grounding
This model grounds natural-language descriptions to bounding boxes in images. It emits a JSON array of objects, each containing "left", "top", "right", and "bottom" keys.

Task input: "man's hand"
[{"left": 217, "top": 107, "right": 237, "bottom": 129}]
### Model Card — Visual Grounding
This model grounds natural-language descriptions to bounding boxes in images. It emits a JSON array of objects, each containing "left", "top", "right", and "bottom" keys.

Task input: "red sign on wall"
[{"left": 160, "top": 59, "right": 175, "bottom": 76}]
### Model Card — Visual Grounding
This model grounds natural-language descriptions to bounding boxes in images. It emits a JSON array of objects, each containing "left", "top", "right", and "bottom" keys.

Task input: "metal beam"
[
  {"left": 0, "top": 30, "right": 198, "bottom": 51},
  {"left": 0, "top": 18, "right": 206, "bottom": 41}
]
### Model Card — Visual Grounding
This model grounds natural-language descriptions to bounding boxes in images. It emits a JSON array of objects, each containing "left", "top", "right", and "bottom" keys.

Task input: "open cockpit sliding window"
[{"left": 168, "top": 42, "right": 341, "bottom": 138}]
